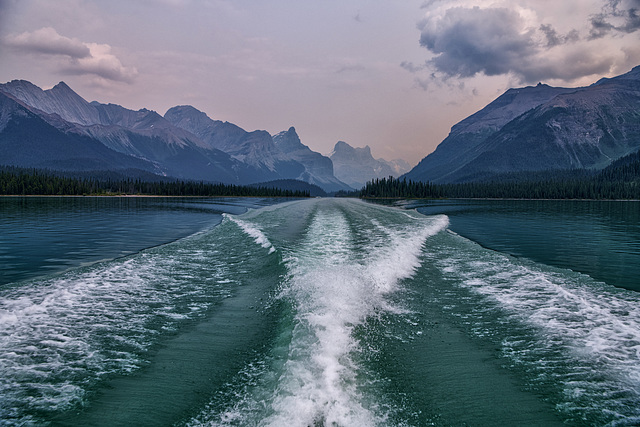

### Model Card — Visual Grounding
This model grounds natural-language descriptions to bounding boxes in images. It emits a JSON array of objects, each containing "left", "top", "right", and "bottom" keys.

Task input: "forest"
[
  {"left": 0, "top": 167, "right": 310, "bottom": 198},
  {"left": 4, "top": 147, "right": 640, "bottom": 200},
  {"left": 360, "top": 150, "right": 640, "bottom": 200}
]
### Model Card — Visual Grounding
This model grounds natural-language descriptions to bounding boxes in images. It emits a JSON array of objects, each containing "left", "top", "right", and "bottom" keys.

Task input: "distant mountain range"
[
  {"left": 1, "top": 80, "right": 398, "bottom": 192},
  {"left": 329, "top": 141, "right": 411, "bottom": 189},
  {"left": 6, "top": 66, "right": 633, "bottom": 191},
  {"left": 404, "top": 65, "right": 640, "bottom": 183}
]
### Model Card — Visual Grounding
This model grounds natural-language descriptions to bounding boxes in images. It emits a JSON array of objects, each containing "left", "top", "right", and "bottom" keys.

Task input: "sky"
[{"left": 1, "top": 0, "right": 639, "bottom": 165}]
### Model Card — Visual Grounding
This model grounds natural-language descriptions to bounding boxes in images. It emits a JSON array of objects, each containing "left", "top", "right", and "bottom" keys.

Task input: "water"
[
  {"left": 0, "top": 197, "right": 275, "bottom": 287},
  {"left": 1, "top": 197, "right": 639, "bottom": 426},
  {"left": 405, "top": 199, "right": 640, "bottom": 292}
]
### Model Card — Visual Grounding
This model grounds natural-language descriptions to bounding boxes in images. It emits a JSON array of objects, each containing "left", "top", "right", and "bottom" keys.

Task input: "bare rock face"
[
  {"left": 0, "top": 91, "right": 159, "bottom": 173},
  {"left": 404, "top": 65, "right": 640, "bottom": 183},
  {"left": 0, "top": 80, "right": 102, "bottom": 126},
  {"left": 1, "top": 80, "right": 343, "bottom": 185},
  {"left": 0, "top": 81, "right": 257, "bottom": 183},
  {"left": 272, "top": 127, "right": 352, "bottom": 192},
  {"left": 165, "top": 105, "right": 305, "bottom": 182},
  {"left": 166, "top": 105, "right": 352, "bottom": 192},
  {"left": 329, "top": 141, "right": 410, "bottom": 189}
]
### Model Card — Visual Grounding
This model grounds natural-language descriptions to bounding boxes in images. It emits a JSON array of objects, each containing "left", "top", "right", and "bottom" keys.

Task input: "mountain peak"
[
  {"left": 164, "top": 105, "right": 222, "bottom": 130},
  {"left": 331, "top": 141, "right": 371, "bottom": 156},
  {"left": 273, "top": 126, "right": 299, "bottom": 141},
  {"left": 0, "top": 79, "right": 101, "bottom": 126},
  {"left": 52, "top": 81, "right": 71, "bottom": 90},
  {"left": 404, "top": 64, "right": 640, "bottom": 183},
  {"left": 166, "top": 105, "right": 204, "bottom": 116},
  {"left": 615, "top": 65, "right": 640, "bottom": 80},
  {"left": 273, "top": 126, "right": 303, "bottom": 152},
  {"left": 333, "top": 140, "right": 352, "bottom": 152},
  {"left": 0, "top": 80, "right": 45, "bottom": 101},
  {"left": 330, "top": 140, "right": 405, "bottom": 189},
  {"left": 3, "top": 79, "right": 41, "bottom": 91}
]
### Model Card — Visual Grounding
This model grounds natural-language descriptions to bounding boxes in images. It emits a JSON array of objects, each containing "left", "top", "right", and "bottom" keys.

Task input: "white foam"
[
  {"left": 202, "top": 202, "right": 449, "bottom": 426},
  {"left": 436, "top": 233, "right": 640, "bottom": 421},
  {"left": 0, "top": 229, "right": 236, "bottom": 423},
  {"left": 366, "top": 214, "right": 449, "bottom": 296},
  {"left": 262, "top": 210, "right": 381, "bottom": 425},
  {"left": 225, "top": 214, "right": 276, "bottom": 254}
]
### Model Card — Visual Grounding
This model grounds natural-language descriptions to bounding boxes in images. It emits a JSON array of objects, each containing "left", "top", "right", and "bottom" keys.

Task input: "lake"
[
  {"left": 404, "top": 199, "right": 640, "bottom": 292},
  {"left": 1, "top": 197, "right": 638, "bottom": 426}
]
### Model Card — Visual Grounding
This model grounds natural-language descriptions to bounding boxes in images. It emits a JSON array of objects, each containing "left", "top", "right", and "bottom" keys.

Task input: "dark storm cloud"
[
  {"left": 418, "top": 7, "right": 535, "bottom": 78},
  {"left": 539, "top": 24, "right": 580, "bottom": 48},
  {"left": 590, "top": 0, "right": 640, "bottom": 38},
  {"left": 416, "top": 4, "right": 627, "bottom": 84}
]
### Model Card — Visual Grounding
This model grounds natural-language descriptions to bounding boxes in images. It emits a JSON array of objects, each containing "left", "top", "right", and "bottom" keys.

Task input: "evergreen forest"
[
  {"left": 0, "top": 167, "right": 310, "bottom": 198},
  {"left": 360, "top": 150, "right": 640, "bottom": 200}
]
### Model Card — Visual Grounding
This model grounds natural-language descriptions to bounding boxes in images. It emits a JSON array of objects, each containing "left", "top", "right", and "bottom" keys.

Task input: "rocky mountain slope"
[
  {"left": 0, "top": 80, "right": 258, "bottom": 182},
  {"left": 272, "top": 127, "right": 350, "bottom": 192},
  {"left": 0, "top": 92, "right": 157, "bottom": 173},
  {"left": 165, "top": 106, "right": 351, "bottom": 191},
  {"left": 0, "top": 80, "right": 351, "bottom": 189},
  {"left": 329, "top": 141, "right": 411, "bottom": 189},
  {"left": 404, "top": 66, "right": 640, "bottom": 183}
]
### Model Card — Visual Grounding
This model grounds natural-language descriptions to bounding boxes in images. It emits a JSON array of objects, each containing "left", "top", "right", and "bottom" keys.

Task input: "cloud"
[
  {"left": 3, "top": 27, "right": 137, "bottom": 83},
  {"left": 418, "top": 6, "right": 536, "bottom": 78},
  {"left": 539, "top": 24, "right": 580, "bottom": 48},
  {"left": 414, "top": 2, "right": 640, "bottom": 85},
  {"left": 61, "top": 43, "right": 138, "bottom": 83},
  {"left": 590, "top": 0, "right": 640, "bottom": 38},
  {"left": 400, "top": 61, "right": 425, "bottom": 73},
  {"left": 3, "top": 26, "right": 90, "bottom": 58}
]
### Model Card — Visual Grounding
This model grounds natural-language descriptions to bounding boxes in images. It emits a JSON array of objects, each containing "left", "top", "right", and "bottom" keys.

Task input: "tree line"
[
  {"left": 360, "top": 151, "right": 640, "bottom": 200},
  {"left": 360, "top": 175, "right": 640, "bottom": 200},
  {"left": 0, "top": 167, "right": 310, "bottom": 198}
]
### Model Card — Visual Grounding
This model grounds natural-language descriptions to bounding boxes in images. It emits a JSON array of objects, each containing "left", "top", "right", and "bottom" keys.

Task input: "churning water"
[{"left": 1, "top": 197, "right": 639, "bottom": 426}]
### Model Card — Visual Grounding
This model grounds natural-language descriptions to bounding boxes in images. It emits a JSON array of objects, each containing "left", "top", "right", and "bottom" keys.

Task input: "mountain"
[
  {"left": 0, "top": 79, "right": 400, "bottom": 190},
  {"left": 0, "top": 80, "right": 102, "bottom": 126},
  {"left": 0, "top": 92, "right": 157, "bottom": 173},
  {"left": 164, "top": 105, "right": 308, "bottom": 183},
  {"left": 166, "top": 106, "right": 351, "bottom": 192},
  {"left": 404, "top": 66, "right": 640, "bottom": 183},
  {"left": 329, "top": 141, "right": 411, "bottom": 189},
  {"left": 0, "top": 81, "right": 279, "bottom": 184},
  {"left": 272, "top": 127, "right": 351, "bottom": 192}
]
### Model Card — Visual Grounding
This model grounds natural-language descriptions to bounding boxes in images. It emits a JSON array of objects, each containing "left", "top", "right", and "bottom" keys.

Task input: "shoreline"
[
  {"left": 362, "top": 196, "right": 640, "bottom": 202},
  {"left": 0, "top": 194, "right": 306, "bottom": 199}
]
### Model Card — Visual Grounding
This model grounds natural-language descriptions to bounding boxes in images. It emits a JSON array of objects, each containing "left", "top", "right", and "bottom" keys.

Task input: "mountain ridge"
[
  {"left": 272, "top": 127, "right": 351, "bottom": 192},
  {"left": 0, "top": 91, "right": 160, "bottom": 173},
  {"left": 0, "top": 79, "right": 355, "bottom": 191},
  {"left": 166, "top": 106, "right": 352, "bottom": 191},
  {"left": 404, "top": 65, "right": 640, "bottom": 183},
  {"left": 329, "top": 141, "right": 411, "bottom": 189}
]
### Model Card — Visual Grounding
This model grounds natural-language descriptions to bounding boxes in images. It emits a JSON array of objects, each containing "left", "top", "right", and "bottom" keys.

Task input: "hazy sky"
[{"left": 1, "top": 0, "right": 639, "bottom": 164}]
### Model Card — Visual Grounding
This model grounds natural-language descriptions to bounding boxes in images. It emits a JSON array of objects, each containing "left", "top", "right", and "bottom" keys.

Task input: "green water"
[
  {"left": 406, "top": 199, "right": 640, "bottom": 291},
  {"left": 1, "top": 198, "right": 639, "bottom": 426}
]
